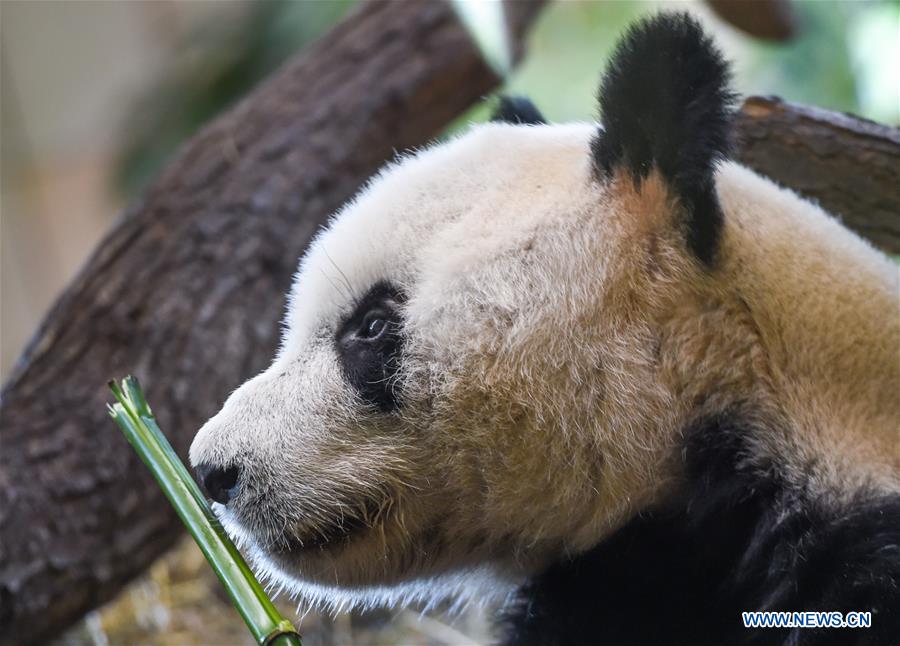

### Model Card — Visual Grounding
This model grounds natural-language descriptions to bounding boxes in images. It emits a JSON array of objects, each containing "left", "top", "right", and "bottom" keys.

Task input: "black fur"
[
  {"left": 335, "top": 282, "right": 405, "bottom": 413},
  {"left": 591, "top": 13, "right": 735, "bottom": 266},
  {"left": 492, "top": 95, "right": 547, "bottom": 125},
  {"left": 500, "top": 413, "right": 900, "bottom": 645}
]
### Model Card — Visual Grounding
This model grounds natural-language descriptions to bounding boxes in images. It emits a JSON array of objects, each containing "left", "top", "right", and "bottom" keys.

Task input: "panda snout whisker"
[{"left": 266, "top": 493, "right": 395, "bottom": 554}]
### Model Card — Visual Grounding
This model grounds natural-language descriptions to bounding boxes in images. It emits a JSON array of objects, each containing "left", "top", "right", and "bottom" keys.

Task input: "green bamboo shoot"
[{"left": 108, "top": 376, "right": 302, "bottom": 646}]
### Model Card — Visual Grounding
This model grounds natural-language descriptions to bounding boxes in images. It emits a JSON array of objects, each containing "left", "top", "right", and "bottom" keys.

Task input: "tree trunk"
[
  {"left": 0, "top": 1, "right": 545, "bottom": 643},
  {"left": 736, "top": 96, "right": 900, "bottom": 254},
  {"left": 2, "top": 8, "right": 898, "bottom": 643}
]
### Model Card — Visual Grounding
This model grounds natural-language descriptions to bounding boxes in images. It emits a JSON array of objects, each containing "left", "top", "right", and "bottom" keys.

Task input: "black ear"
[
  {"left": 492, "top": 95, "right": 547, "bottom": 125},
  {"left": 591, "top": 13, "right": 735, "bottom": 266}
]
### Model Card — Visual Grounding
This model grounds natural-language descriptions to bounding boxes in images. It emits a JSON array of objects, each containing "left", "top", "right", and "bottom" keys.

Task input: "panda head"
[{"left": 189, "top": 13, "right": 837, "bottom": 611}]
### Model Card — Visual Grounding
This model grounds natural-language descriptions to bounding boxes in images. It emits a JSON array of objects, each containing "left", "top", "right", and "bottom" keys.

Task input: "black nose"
[{"left": 195, "top": 463, "right": 241, "bottom": 505}]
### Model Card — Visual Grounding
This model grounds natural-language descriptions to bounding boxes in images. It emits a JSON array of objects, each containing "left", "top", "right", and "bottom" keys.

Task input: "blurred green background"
[{"left": 116, "top": 0, "right": 900, "bottom": 195}]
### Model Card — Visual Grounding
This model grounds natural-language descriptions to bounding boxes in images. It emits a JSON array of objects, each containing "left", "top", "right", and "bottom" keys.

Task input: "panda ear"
[
  {"left": 491, "top": 95, "right": 547, "bottom": 125},
  {"left": 591, "top": 13, "right": 735, "bottom": 265}
]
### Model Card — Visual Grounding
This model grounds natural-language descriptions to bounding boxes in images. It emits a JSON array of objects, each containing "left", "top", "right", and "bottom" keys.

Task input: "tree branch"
[
  {"left": 736, "top": 96, "right": 900, "bottom": 254},
  {"left": 706, "top": 0, "right": 797, "bottom": 42}
]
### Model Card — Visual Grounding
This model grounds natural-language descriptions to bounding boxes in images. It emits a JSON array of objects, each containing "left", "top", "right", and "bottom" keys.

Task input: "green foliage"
[{"left": 743, "top": 1, "right": 858, "bottom": 115}]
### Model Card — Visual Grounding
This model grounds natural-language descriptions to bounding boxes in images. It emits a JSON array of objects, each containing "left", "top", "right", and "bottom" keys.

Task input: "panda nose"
[{"left": 195, "top": 463, "right": 241, "bottom": 505}]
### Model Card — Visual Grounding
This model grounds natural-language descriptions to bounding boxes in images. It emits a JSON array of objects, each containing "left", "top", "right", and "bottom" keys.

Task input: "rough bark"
[
  {"left": 735, "top": 96, "right": 900, "bottom": 254},
  {"left": 0, "top": 1, "right": 545, "bottom": 643}
]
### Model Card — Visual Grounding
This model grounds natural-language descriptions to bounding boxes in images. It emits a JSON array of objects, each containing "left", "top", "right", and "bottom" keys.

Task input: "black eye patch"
[{"left": 334, "top": 281, "right": 405, "bottom": 413}]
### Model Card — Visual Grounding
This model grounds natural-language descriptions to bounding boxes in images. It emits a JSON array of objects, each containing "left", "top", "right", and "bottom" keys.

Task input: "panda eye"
[
  {"left": 335, "top": 282, "right": 405, "bottom": 413},
  {"left": 359, "top": 312, "right": 388, "bottom": 340}
]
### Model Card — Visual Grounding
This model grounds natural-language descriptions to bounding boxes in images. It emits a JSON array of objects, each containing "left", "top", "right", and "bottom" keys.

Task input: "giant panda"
[{"left": 189, "top": 13, "right": 900, "bottom": 645}]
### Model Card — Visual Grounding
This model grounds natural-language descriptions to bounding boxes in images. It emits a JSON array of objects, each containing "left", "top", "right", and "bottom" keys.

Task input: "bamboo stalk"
[{"left": 108, "top": 376, "right": 302, "bottom": 646}]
